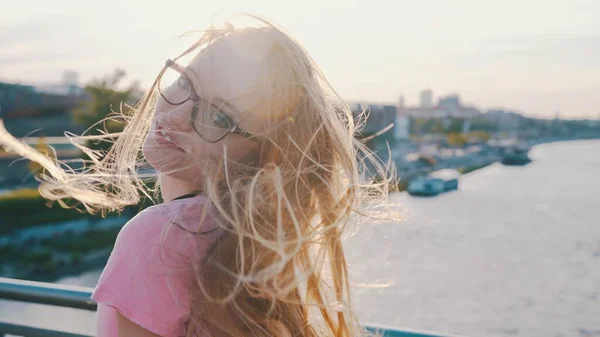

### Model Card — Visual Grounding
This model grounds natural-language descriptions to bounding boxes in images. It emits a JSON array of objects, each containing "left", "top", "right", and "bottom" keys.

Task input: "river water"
[{"left": 1, "top": 140, "right": 599, "bottom": 337}]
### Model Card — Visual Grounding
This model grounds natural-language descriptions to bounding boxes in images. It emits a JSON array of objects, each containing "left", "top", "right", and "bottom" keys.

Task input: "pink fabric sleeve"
[{"left": 91, "top": 202, "right": 211, "bottom": 337}]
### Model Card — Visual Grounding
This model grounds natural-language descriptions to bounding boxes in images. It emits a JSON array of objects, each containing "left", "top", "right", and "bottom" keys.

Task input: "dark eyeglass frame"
[{"left": 158, "top": 59, "right": 258, "bottom": 143}]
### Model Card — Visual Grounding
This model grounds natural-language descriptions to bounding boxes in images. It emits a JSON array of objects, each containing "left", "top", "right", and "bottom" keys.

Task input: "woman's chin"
[
  {"left": 143, "top": 151, "right": 180, "bottom": 175},
  {"left": 142, "top": 138, "right": 207, "bottom": 184},
  {"left": 150, "top": 159, "right": 203, "bottom": 182}
]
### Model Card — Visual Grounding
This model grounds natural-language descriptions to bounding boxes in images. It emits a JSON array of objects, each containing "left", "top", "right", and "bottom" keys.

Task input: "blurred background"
[{"left": 1, "top": 1, "right": 599, "bottom": 336}]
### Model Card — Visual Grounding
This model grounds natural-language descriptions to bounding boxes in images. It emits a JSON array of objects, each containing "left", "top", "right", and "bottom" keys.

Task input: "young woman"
[{"left": 0, "top": 16, "right": 393, "bottom": 337}]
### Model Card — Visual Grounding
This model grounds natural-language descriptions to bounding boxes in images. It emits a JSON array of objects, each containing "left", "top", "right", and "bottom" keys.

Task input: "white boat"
[
  {"left": 407, "top": 169, "right": 460, "bottom": 196},
  {"left": 501, "top": 143, "right": 531, "bottom": 166},
  {"left": 407, "top": 177, "right": 445, "bottom": 196},
  {"left": 429, "top": 169, "right": 460, "bottom": 191}
]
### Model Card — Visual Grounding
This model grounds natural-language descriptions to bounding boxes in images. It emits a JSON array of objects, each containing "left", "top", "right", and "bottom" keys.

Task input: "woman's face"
[{"left": 143, "top": 31, "right": 274, "bottom": 185}]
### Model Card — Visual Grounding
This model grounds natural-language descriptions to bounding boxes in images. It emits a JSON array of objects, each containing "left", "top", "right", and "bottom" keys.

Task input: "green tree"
[
  {"left": 446, "top": 118, "right": 464, "bottom": 133},
  {"left": 470, "top": 131, "right": 491, "bottom": 142},
  {"left": 71, "top": 252, "right": 81, "bottom": 265},
  {"left": 470, "top": 117, "right": 498, "bottom": 132},
  {"left": 73, "top": 69, "right": 138, "bottom": 154},
  {"left": 446, "top": 133, "right": 467, "bottom": 147},
  {"left": 431, "top": 120, "right": 444, "bottom": 134},
  {"left": 28, "top": 136, "right": 57, "bottom": 175}
]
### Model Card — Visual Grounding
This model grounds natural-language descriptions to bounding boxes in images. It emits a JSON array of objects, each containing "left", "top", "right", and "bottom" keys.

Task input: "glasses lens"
[
  {"left": 159, "top": 67, "right": 191, "bottom": 104},
  {"left": 192, "top": 101, "right": 232, "bottom": 142}
]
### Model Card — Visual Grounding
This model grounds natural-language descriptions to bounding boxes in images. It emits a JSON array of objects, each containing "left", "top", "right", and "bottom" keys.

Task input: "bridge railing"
[{"left": 0, "top": 277, "right": 449, "bottom": 337}]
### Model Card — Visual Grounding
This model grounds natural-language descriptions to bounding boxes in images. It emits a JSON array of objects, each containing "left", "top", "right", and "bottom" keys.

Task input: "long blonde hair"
[{"left": 0, "top": 15, "right": 396, "bottom": 337}]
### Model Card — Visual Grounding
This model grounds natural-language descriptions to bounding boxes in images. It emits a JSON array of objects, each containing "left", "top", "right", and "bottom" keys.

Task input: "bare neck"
[{"left": 159, "top": 174, "right": 198, "bottom": 202}]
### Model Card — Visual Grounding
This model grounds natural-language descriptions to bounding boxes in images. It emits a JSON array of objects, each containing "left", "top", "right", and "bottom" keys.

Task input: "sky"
[{"left": 1, "top": 0, "right": 599, "bottom": 118}]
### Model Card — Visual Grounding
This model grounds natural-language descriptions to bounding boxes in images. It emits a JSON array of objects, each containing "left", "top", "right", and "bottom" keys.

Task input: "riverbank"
[
  {"left": 0, "top": 214, "right": 127, "bottom": 282},
  {"left": 393, "top": 134, "right": 600, "bottom": 192},
  {"left": 26, "top": 249, "right": 111, "bottom": 283},
  {"left": 0, "top": 185, "right": 155, "bottom": 282},
  {"left": 395, "top": 159, "right": 497, "bottom": 192}
]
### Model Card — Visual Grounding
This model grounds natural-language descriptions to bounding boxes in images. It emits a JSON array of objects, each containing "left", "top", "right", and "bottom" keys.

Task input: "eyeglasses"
[{"left": 158, "top": 59, "right": 258, "bottom": 143}]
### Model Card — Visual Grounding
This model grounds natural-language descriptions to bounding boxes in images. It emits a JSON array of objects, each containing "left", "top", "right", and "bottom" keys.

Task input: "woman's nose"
[{"left": 166, "top": 101, "right": 194, "bottom": 132}]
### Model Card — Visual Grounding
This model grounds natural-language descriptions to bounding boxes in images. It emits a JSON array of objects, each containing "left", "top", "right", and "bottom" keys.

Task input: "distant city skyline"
[{"left": 1, "top": 0, "right": 599, "bottom": 119}]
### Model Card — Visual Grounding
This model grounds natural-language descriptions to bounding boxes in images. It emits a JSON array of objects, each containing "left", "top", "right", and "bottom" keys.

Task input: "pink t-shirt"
[{"left": 91, "top": 195, "right": 218, "bottom": 337}]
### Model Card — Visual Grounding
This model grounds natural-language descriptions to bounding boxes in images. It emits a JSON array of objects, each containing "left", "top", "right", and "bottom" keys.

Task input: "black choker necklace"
[{"left": 172, "top": 193, "right": 198, "bottom": 201}]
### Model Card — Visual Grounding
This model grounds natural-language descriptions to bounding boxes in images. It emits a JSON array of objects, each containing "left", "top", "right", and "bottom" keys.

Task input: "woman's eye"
[
  {"left": 211, "top": 110, "right": 231, "bottom": 129},
  {"left": 177, "top": 77, "right": 189, "bottom": 89}
]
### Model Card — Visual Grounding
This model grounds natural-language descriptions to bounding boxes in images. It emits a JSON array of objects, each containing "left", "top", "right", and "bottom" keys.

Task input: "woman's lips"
[{"left": 155, "top": 125, "right": 185, "bottom": 152}]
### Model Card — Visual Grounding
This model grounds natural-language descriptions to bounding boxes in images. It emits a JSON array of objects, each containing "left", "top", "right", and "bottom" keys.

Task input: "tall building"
[
  {"left": 62, "top": 71, "right": 81, "bottom": 95},
  {"left": 462, "top": 119, "right": 471, "bottom": 133},
  {"left": 63, "top": 71, "right": 79, "bottom": 86},
  {"left": 438, "top": 95, "right": 461, "bottom": 110},
  {"left": 394, "top": 95, "right": 410, "bottom": 140},
  {"left": 420, "top": 89, "right": 433, "bottom": 108},
  {"left": 398, "top": 95, "right": 405, "bottom": 110}
]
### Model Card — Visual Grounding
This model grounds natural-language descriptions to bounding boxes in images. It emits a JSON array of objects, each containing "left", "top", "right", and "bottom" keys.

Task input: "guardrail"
[{"left": 0, "top": 277, "right": 448, "bottom": 337}]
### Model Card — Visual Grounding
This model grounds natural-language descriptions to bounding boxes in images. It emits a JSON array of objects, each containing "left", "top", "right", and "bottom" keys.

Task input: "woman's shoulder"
[
  {"left": 123, "top": 194, "right": 216, "bottom": 235},
  {"left": 110, "top": 194, "right": 218, "bottom": 266},
  {"left": 93, "top": 196, "right": 216, "bottom": 337}
]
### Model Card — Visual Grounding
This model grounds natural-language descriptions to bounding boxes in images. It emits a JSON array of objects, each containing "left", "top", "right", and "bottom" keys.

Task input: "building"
[
  {"left": 438, "top": 94, "right": 481, "bottom": 118},
  {"left": 62, "top": 71, "right": 79, "bottom": 87},
  {"left": 394, "top": 95, "right": 410, "bottom": 140},
  {"left": 0, "top": 82, "right": 42, "bottom": 118},
  {"left": 0, "top": 81, "right": 85, "bottom": 119},
  {"left": 403, "top": 92, "right": 482, "bottom": 119},
  {"left": 403, "top": 106, "right": 448, "bottom": 119},
  {"left": 482, "top": 109, "right": 523, "bottom": 131},
  {"left": 61, "top": 71, "right": 83, "bottom": 96},
  {"left": 438, "top": 95, "right": 460, "bottom": 110},
  {"left": 350, "top": 102, "right": 396, "bottom": 137},
  {"left": 420, "top": 89, "right": 433, "bottom": 108},
  {"left": 398, "top": 95, "right": 405, "bottom": 110}
]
